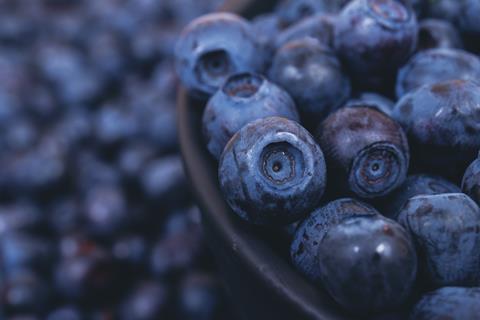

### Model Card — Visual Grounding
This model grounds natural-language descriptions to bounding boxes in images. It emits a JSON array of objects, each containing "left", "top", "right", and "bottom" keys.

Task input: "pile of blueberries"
[
  {"left": 175, "top": 0, "right": 480, "bottom": 318},
  {"left": 0, "top": 0, "right": 240, "bottom": 319}
]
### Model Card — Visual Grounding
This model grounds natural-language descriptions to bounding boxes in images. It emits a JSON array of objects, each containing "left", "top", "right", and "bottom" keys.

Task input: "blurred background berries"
[{"left": 0, "top": 0, "right": 236, "bottom": 319}]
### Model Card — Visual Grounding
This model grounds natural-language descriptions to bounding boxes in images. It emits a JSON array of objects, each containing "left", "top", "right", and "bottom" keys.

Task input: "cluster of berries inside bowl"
[{"left": 175, "top": 0, "right": 480, "bottom": 318}]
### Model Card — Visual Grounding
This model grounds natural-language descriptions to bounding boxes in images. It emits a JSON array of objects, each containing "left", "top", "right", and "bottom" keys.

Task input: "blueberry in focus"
[
  {"left": 292, "top": 198, "right": 417, "bottom": 313},
  {"left": 392, "top": 79, "right": 480, "bottom": 179},
  {"left": 219, "top": 117, "right": 327, "bottom": 225},
  {"left": 269, "top": 38, "right": 350, "bottom": 127},
  {"left": 175, "top": 13, "right": 267, "bottom": 98},
  {"left": 397, "top": 193, "right": 480, "bottom": 287},
  {"left": 315, "top": 107, "right": 409, "bottom": 198},
  {"left": 334, "top": 0, "right": 418, "bottom": 90},
  {"left": 410, "top": 286, "right": 480, "bottom": 320},
  {"left": 202, "top": 72, "right": 299, "bottom": 160},
  {"left": 417, "top": 19, "right": 463, "bottom": 52},
  {"left": 395, "top": 48, "right": 480, "bottom": 98},
  {"left": 379, "top": 174, "right": 460, "bottom": 218},
  {"left": 291, "top": 198, "right": 379, "bottom": 283}
]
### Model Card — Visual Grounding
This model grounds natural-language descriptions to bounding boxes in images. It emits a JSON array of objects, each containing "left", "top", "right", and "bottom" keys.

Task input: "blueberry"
[
  {"left": 397, "top": 193, "right": 480, "bottom": 287},
  {"left": 392, "top": 80, "right": 480, "bottom": 179},
  {"left": 269, "top": 38, "right": 350, "bottom": 127},
  {"left": 343, "top": 92, "right": 395, "bottom": 117},
  {"left": 275, "top": 0, "right": 349, "bottom": 26},
  {"left": 316, "top": 107, "right": 409, "bottom": 198},
  {"left": 410, "top": 287, "right": 480, "bottom": 320},
  {"left": 417, "top": 19, "right": 463, "bottom": 52},
  {"left": 292, "top": 198, "right": 417, "bottom": 313},
  {"left": 34, "top": 40, "right": 105, "bottom": 105},
  {"left": 0, "top": 232, "right": 54, "bottom": 276},
  {"left": 175, "top": 13, "right": 267, "bottom": 97},
  {"left": 275, "top": 14, "right": 335, "bottom": 50},
  {"left": 219, "top": 117, "right": 327, "bottom": 225},
  {"left": 425, "top": 0, "right": 461, "bottom": 23},
  {"left": 396, "top": 48, "right": 480, "bottom": 98},
  {"left": 119, "top": 281, "right": 170, "bottom": 320},
  {"left": 202, "top": 72, "right": 299, "bottom": 159},
  {"left": 140, "top": 155, "right": 189, "bottom": 209},
  {"left": 379, "top": 174, "right": 460, "bottom": 218},
  {"left": 94, "top": 103, "right": 139, "bottom": 149},
  {"left": 462, "top": 154, "right": 480, "bottom": 206},
  {"left": 251, "top": 13, "right": 283, "bottom": 51},
  {"left": 458, "top": 0, "right": 480, "bottom": 35},
  {"left": 291, "top": 198, "right": 379, "bottom": 282},
  {"left": 334, "top": 0, "right": 418, "bottom": 90},
  {"left": 83, "top": 184, "right": 129, "bottom": 237}
]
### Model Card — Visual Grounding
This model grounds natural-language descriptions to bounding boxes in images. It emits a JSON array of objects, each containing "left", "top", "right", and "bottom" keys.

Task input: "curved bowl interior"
[{"left": 177, "top": 1, "right": 409, "bottom": 319}]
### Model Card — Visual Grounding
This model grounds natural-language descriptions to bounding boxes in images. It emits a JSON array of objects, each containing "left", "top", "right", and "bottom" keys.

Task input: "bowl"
[{"left": 178, "top": 1, "right": 408, "bottom": 319}]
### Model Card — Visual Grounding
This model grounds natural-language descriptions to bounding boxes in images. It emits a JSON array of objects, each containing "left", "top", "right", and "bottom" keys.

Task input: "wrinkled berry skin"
[
  {"left": 269, "top": 38, "right": 350, "bottom": 127},
  {"left": 275, "top": 14, "right": 335, "bottom": 50},
  {"left": 417, "top": 19, "right": 463, "bottom": 52},
  {"left": 379, "top": 174, "right": 460, "bottom": 218},
  {"left": 396, "top": 48, "right": 480, "bottom": 98},
  {"left": 219, "top": 117, "right": 327, "bottom": 225},
  {"left": 175, "top": 13, "right": 267, "bottom": 98},
  {"left": 392, "top": 80, "right": 480, "bottom": 179},
  {"left": 316, "top": 107, "right": 409, "bottom": 198},
  {"left": 397, "top": 193, "right": 480, "bottom": 287},
  {"left": 202, "top": 73, "right": 299, "bottom": 160},
  {"left": 343, "top": 92, "right": 394, "bottom": 117},
  {"left": 334, "top": 0, "right": 418, "bottom": 89},
  {"left": 292, "top": 199, "right": 417, "bottom": 313},
  {"left": 411, "top": 287, "right": 480, "bottom": 320},
  {"left": 461, "top": 154, "right": 480, "bottom": 206},
  {"left": 291, "top": 198, "right": 378, "bottom": 283}
]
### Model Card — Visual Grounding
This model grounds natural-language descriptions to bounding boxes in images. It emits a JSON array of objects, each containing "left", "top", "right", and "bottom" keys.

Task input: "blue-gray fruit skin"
[
  {"left": 269, "top": 38, "right": 350, "bottom": 127},
  {"left": 275, "top": 14, "right": 335, "bottom": 50},
  {"left": 461, "top": 154, "right": 480, "bottom": 206},
  {"left": 392, "top": 80, "right": 480, "bottom": 179},
  {"left": 395, "top": 48, "right": 480, "bottom": 98},
  {"left": 397, "top": 193, "right": 480, "bottom": 288},
  {"left": 218, "top": 117, "right": 326, "bottom": 226},
  {"left": 251, "top": 13, "right": 284, "bottom": 52},
  {"left": 410, "top": 287, "right": 480, "bottom": 320},
  {"left": 292, "top": 199, "right": 417, "bottom": 313},
  {"left": 459, "top": 0, "right": 480, "bottom": 35},
  {"left": 334, "top": 0, "right": 418, "bottom": 90},
  {"left": 291, "top": 198, "right": 378, "bottom": 283},
  {"left": 417, "top": 19, "right": 463, "bottom": 52},
  {"left": 425, "top": 0, "right": 461, "bottom": 24},
  {"left": 275, "top": 0, "right": 350, "bottom": 27},
  {"left": 174, "top": 13, "right": 267, "bottom": 98},
  {"left": 202, "top": 73, "right": 299, "bottom": 160},
  {"left": 379, "top": 174, "right": 460, "bottom": 218},
  {"left": 343, "top": 92, "right": 394, "bottom": 117},
  {"left": 316, "top": 107, "right": 409, "bottom": 199}
]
